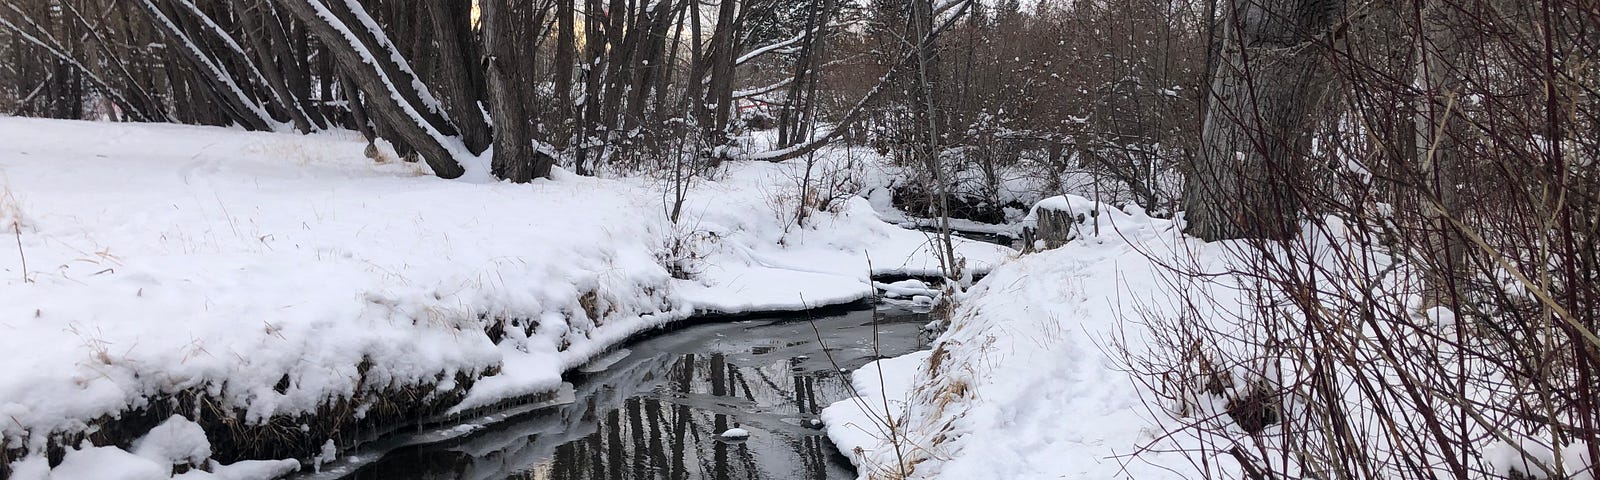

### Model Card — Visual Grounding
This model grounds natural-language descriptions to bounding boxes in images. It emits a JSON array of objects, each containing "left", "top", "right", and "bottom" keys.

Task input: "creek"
[{"left": 327, "top": 306, "right": 930, "bottom": 480}]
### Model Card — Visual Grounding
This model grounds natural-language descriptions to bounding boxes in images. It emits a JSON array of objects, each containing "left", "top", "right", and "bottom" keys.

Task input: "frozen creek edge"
[{"left": 0, "top": 275, "right": 948, "bottom": 477}]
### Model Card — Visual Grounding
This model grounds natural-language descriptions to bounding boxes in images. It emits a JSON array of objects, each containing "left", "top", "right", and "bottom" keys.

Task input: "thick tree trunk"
[
  {"left": 778, "top": 0, "right": 821, "bottom": 148},
  {"left": 260, "top": 0, "right": 325, "bottom": 129},
  {"left": 623, "top": 0, "right": 673, "bottom": 132},
  {"left": 575, "top": 0, "right": 606, "bottom": 175},
  {"left": 337, "top": 73, "right": 375, "bottom": 142},
  {"left": 600, "top": 0, "right": 631, "bottom": 132},
  {"left": 653, "top": 0, "right": 688, "bottom": 127},
  {"left": 554, "top": 0, "right": 576, "bottom": 149},
  {"left": 705, "top": 0, "right": 737, "bottom": 141},
  {"left": 481, "top": 0, "right": 551, "bottom": 182},
  {"left": 1181, "top": 0, "right": 1346, "bottom": 241},
  {"left": 681, "top": 0, "right": 705, "bottom": 131}
]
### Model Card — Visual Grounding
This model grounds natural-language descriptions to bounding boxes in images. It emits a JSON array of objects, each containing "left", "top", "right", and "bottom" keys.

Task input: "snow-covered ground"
[
  {"left": 824, "top": 195, "right": 1203, "bottom": 479},
  {"left": 825, "top": 191, "right": 1599, "bottom": 480},
  {"left": 0, "top": 117, "right": 1009, "bottom": 478}
]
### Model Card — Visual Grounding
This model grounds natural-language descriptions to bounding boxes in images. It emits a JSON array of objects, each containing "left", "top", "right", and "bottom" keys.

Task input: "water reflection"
[{"left": 343, "top": 308, "right": 928, "bottom": 480}]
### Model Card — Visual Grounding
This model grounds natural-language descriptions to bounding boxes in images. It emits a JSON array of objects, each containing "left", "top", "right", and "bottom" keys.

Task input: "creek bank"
[
  {"left": 3, "top": 265, "right": 978, "bottom": 479},
  {"left": 0, "top": 117, "right": 1013, "bottom": 479},
  {"left": 822, "top": 195, "right": 1195, "bottom": 479},
  {"left": 296, "top": 270, "right": 961, "bottom": 477}
]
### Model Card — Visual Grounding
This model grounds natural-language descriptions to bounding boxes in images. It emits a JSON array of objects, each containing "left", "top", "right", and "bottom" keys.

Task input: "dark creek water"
[{"left": 335, "top": 307, "right": 929, "bottom": 480}]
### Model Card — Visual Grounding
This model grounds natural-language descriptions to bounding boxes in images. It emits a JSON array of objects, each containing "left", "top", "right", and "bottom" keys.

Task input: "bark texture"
[{"left": 1182, "top": 0, "right": 1347, "bottom": 241}]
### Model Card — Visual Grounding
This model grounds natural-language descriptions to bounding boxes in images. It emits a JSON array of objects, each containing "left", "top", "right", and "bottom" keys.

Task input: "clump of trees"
[
  {"left": 886, "top": 0, "right": 1208, "bottom": 221},
  {"left": 0, "top": 0, "right": 942, "bottom": 182},
  {"left": 1123, "top": 0, "right": 1600, "bottom": 478}
]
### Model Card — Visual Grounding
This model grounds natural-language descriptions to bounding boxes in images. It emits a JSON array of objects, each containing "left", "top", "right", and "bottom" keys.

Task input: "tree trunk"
[
  {"left": 272, "top": 0, "right": 466, "bottom": 179},
  {"left": 554, "top": 0, "right": 576, "bottom": 149},
  {"left": 424, "top": 0, "right": 490, "bottom": 154},
  {"left": 705, "top": 0, "right": 737, "bottom": 142},
  {"left": 1415, "top": 0, "right": 1473, "bottom": 309},
  {"left": 482, "top": 0, "right": 552, "bottom": 182},
  {"left": 261, "top": 0, "right": 327, "bottom": 129},
  {"left": 134, "top": 0, "right": 276, "bottom": 131},
  {"left": 1181, "top": 0, "right": 1346, "bottom": 241},
  {"left": 234, "top": 0, "right": 315, "bottom": 132},
  {"left": 575, "top": 0, "right": 606, "bottom": 175}
]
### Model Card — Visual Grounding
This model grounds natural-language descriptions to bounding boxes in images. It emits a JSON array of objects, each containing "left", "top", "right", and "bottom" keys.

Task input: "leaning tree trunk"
[
  {"left": 1181, "top": 0, "right": 1347, "bottom": 241},
  {"left": 133, "top": 0, "right": 276, "bottom": 131},
  {"left": 424, "top": 0, "right": 490, "bottom": 155},
  {"left": 272, "top": 0, "right": 466, "bottom": 179},
  {"left": 233, "top": 0, "right": 316, "bottom": 132}
]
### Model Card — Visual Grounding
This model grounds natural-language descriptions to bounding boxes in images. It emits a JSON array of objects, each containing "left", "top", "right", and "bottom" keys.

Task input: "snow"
[
  {"left": 718, "top": 427, "right": 751, "bottom": 440},
  {"left": 0, "top": 117, "right": 1008, "bottom": 475},
  {"left": 132, "top": 416, "right": 212, "bottom": 467},
  {"left": 874, "top": 279, "right": 938, "bottom": 298},
  {"left": 1484, "top": 439, "right": 1592, "bottom": 479},
  {"left": 820, "top": 350, "right": 930, "bottom": 473},
  {"left": 576, "top": 347, "right": 631, "bottom": 373},
  {"left": 22, "top": 445, "right": 170, "bottom": 480},
  {"left": 314, "top": 439, "right": 337, "bottom": 470},
  {"left": 10, "top": 436, "right": 298, "bottom": 480},
  {"left": 826, "top": 190, "right": 1600, "bottom": 479},
  {"left": 736, "top": 29, "right": 814, "bottom": 66},
  {"left": 823, "top": 195, "right": 1197, "bottom": 479},
  {"left": 178, "top": 460, "right": 304, "bottom": 480}
]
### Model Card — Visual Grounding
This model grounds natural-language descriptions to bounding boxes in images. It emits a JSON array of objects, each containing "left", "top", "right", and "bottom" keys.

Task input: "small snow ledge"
[{"left": 821, "top": 350, "right": 931, "bottom": 476}]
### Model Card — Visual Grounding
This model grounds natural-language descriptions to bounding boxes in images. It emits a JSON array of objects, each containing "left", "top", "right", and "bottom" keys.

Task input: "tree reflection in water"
[{"left": 343, "top": 308, "right": 928, "bottom": 480}]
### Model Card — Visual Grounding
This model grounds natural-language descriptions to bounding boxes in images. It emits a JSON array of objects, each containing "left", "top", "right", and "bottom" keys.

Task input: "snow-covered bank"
[
  {"left": 830, "top": 192, "right": 1600, "bottom": 480},
  {"left": 0, "top": 117, "right": 1009, "bottom": 477},
  {"left": 823, "top": 195, "right": 1199, "bottom": 479}
]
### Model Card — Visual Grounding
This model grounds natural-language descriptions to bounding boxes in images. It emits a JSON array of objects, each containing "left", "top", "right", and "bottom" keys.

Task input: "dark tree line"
[
  {"left": 1121, "top": 0, "right": 1600, "bottom": 478},
  {"left": 1, "top": 0, "right": 956, "bottom": 182}
]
